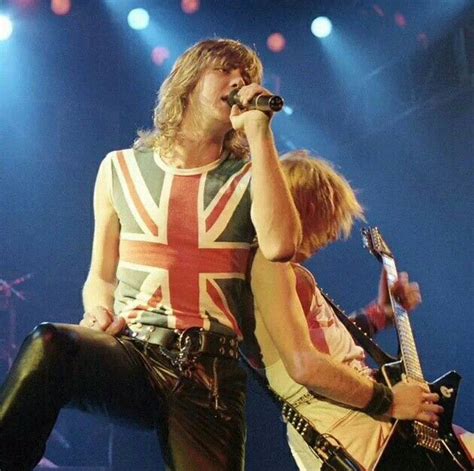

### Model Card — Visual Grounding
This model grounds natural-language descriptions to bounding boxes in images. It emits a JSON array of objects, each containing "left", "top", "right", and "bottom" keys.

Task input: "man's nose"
[{"left": 230, "top": 74, "right": 245, "bottom": 89}]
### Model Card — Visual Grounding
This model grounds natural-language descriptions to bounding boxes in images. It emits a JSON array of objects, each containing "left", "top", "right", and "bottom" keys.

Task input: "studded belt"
[{"left": 126, "top": 326, "right": 240, "bottom": 360}]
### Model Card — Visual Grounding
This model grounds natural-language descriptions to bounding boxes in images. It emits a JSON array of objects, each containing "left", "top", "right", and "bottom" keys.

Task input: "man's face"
[{"left": 189, "top": 65, "right": 246, "bottom": 124}]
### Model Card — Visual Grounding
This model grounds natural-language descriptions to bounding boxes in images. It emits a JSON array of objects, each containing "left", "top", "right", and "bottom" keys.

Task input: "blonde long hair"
[
  {"left": 281, "top": 150, "right": 365, "bottom": 259},
  {"left": 135, "top": 38, "right": 263, "bottom": 159}
]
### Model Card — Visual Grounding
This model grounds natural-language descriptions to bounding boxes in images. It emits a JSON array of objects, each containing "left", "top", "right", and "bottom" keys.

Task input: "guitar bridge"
[{"left": 413, "top": 422, "right": 442, "bottom": 453}]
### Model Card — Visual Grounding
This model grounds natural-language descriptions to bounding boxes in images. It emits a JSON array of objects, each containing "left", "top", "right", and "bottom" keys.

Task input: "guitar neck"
[{"left": 381, "top": 254, "right": 425, "bottom": 383}]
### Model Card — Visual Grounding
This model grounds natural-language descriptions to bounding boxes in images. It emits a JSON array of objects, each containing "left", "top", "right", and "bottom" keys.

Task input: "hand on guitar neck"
[{"left": 378, "top": 270, "right": 422, "bottom": 321}]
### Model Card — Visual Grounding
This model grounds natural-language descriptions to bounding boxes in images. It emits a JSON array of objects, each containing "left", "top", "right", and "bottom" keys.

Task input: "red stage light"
[
  {"left": 394, "top": 12, "right": 407, "bottom": 28},
  {"left": 51, "top": 0, "right": 71, "bottom": 16},
  {"left": 181, "top": 0, "right": 200, "bottom": 15},
  {"left": 152, "top": 46, "right": 170, "bottom": 66},
  {"left": 267, "top": 33, "right": 286, "bottom": 53}
]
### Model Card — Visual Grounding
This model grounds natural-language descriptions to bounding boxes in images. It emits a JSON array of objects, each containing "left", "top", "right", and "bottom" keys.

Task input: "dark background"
[{"left": 0, "top": 0, "right": 473, "bottom": 469}]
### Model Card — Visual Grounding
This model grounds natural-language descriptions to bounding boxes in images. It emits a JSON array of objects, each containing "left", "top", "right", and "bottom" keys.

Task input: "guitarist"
[{"left": 244, "top": 150, "right": 449, "bottom": 470}]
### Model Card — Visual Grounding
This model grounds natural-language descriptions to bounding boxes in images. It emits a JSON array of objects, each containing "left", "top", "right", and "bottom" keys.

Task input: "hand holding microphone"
[{"left": 227, "top": 88, "right": 284, "bottom": 112}]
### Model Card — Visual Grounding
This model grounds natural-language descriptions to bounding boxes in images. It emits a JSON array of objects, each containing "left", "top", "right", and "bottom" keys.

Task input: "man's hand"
[
  {"left": 378, "top": 270, "right": 422, "bottom": 320},
  {"left": 80, "top": 306, "right": 126, "bottom": 336},
  {"left": 229, "top": 83, "right": 273, "bottom": 132},
  {"left": 390, "top": 381, "right": 442, "bottom": 425}
]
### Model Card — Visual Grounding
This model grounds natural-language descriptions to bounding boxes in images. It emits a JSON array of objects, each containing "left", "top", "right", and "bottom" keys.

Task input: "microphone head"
[
  {"left": 227, "top": 88, "right": 240, "bottom": 107},
  {"left": 266, "top": 95, "right": 284, "bottom": 112}
]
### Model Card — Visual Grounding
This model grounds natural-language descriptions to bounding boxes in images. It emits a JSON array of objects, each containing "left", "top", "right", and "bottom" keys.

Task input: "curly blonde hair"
[
  {"left": 135, "top": 38, "right": 263, "bottom": 160},
  {"left": 281, "top": 150, "right": 365, "bottom": 259}
]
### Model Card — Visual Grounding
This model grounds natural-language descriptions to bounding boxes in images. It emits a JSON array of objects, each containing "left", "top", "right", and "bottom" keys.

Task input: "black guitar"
[{"left": 362, "top": 227, "right": 472, "bottom": 470}]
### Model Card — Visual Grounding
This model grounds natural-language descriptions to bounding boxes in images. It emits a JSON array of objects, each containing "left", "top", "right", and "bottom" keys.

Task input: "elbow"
[
  {"left": 259, "top": 237, "right": 300, "bottom": 262},
  {"left": 284, "top": 352, "right": 315, "bottom": 388},
  {"left": 256, "top": 218, "right": 302, "bottom": 262}
]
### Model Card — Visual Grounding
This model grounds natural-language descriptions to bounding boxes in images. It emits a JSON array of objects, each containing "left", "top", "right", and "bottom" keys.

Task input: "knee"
[
  {"left": 26, "top": 322, "right": 78, "bottom": 356},
  {"left": 29, "top": 322, "right": 60, "bottom": 345}
]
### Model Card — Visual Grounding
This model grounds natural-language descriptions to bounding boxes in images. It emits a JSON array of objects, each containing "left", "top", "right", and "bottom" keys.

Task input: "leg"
[
  {"left": 155, "top": 355, "right": 247, "bottom": 471},
  {"left": 0, "top": 323, "right": 159, "bottom": 471}
]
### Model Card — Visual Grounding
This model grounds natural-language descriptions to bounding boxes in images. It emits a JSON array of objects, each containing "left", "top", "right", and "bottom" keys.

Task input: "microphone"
[{"left": 227, "top": 88, "right": 284, "bottom": 112}]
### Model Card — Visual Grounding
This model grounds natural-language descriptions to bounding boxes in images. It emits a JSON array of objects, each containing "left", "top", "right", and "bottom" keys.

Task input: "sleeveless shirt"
[{"left": 104, "top": 148, "right": 255, "bottom": 338}]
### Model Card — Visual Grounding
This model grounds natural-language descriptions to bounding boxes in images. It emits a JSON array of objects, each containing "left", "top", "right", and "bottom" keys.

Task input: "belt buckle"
[
  {"left": 174, "top": 328, "right": 201, "bottom": 376},
  {"left": 176, "top": 328, "right": 202, "bottom": 355}
]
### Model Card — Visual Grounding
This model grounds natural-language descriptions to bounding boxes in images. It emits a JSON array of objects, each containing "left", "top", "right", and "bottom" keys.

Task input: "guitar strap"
[
  {"left": 241, "top": 354, "right": 363, "bottom": 471},
  {"left": 320, "top": 290, "right": 397, "bottom": 368}
]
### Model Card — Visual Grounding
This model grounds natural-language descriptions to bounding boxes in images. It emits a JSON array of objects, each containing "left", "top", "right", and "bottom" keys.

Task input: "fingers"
[
  {"left": 104, "top": 316, "right": 126, "bottom": 336},
  {"left": 230, "top": 104, "right": 241, "bottom": 116},
  {"left": 391, "top": 272, "right": 422, "bottom": 311},
  {"left": 81, "top": 306, "right": 114, "bottom": 331},
  {"left": 421, "top": 402, "right": 444, "bottom": 415},
  {"left": 418, "top": 391, "right": 443, "bottom": 426},
  {"left": 422, "top": 391, "right": 440, "bottom": 403},
  {"left": 236, "top": 83, "right": 270, "bottom": 107},
  {"left": 229, "top": 105, "right": 244, "bottom": 130},
  {"left": 416, "top": 411, "right": 440, "bottom": 427}
]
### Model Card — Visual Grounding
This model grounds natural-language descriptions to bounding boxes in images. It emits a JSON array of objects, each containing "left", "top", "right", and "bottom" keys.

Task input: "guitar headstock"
[{"left": 361, "top": 226, "right": 394, "bottom": 261}]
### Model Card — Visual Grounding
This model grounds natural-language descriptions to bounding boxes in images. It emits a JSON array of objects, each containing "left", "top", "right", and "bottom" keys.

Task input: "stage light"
[
  {"left": 311, "top": 16, "right": 332, "bottom": 38},
  {"left": 127, "top": 8, "right": 150, "bottom": 30},
  {"left": 283, "top": 105, "right": 293, "bottom": 116},
  {"left": 51, "top": 0, "right": 71, "bottom": 16},
  {"left": 152, "top": 46, "right": 170, "bottom": 66},
  {"left": 394, "top": 12, "right": 407, "bottom": 28},
  {"left": 267, "top": 33, "right": 286, "bottom": 53},
  {"left": 181, "top": 0, "right": 200, "bottom": 15},
  {"left": 0, "top": 15, "right": 13, "bottom": 41}
]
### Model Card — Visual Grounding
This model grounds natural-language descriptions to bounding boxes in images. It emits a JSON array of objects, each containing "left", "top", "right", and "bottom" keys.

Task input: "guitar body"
[
  {"left": 372, "top": 362, "right": 472, "bottom": 470},
  {"left": 361, "top": 227, "right": 472, "bottom": 471}
]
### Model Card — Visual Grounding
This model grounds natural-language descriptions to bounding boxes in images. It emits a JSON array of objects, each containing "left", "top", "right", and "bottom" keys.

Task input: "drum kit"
[
  {"left": 0, "top": 272, "right": 32, "bottom": 368},
  {"left": 0, "top": 273, "right": 82, "bottom": 469}
]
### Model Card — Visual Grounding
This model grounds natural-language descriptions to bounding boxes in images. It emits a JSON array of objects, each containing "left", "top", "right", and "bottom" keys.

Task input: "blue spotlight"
[
  {"left": 283, "top": 105, "right": 294, "bottom": 116},
  {"left": 127, "top": 8, "right": 150, "bottom": 30},
  {"left": 0, "top": 14, "right": 13, "bottom": 41},
  {"left": 311, "top": 16, "right": 332, "bottom": 38}
]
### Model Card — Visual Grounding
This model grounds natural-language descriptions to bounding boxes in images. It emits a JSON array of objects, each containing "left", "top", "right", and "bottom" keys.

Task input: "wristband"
[
  {"left": 366, "top": 302, "right": 388, "bottom": 333},
  {"left": 362, "top": 382, "right": 394, "bottom": 416}
]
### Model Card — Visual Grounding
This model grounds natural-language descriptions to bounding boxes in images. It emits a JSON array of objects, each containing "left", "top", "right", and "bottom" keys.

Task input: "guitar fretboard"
[{"left": 382, "top": 255, "right": 424, "bottom": 383}]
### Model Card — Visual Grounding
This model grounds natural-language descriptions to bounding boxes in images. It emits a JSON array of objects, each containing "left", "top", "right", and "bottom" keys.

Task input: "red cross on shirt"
[{"left": 120, "top": 173, "right": 250, "bottom": 331}]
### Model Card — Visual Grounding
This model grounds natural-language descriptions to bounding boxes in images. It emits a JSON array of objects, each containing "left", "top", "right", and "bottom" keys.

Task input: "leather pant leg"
[
  {"left": 0, "top": 323, "right": 160, "bottom": 471},
  {"left": 0, "top": 323, "right": 248, "bottom": 471},
  {"left": 141, "top": 347, "right": 247, "bottom": 471}
]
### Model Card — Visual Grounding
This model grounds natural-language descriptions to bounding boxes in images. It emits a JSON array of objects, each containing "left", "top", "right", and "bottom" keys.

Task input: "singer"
[{"left": 0, "top": 37, "right": 302, "bottom": 471}]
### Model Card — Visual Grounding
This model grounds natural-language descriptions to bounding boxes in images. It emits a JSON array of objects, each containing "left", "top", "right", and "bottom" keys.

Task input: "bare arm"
[
  {"left": 81, "top": 155, "right": 124, "bottom": 334},
  {"left": 251, "top": 249, "right": 374, "bottom": 408},
  {"left": 251, "top": 249, "right": 441, "bottom": 422},
  {"left": 230, "top": 85, "right": 302, "bottom": 261}
]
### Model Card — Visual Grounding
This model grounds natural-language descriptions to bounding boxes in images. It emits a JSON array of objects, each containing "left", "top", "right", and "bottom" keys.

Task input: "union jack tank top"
[{"left": 105, "top": 148, "right": 255, "bottom": 338}]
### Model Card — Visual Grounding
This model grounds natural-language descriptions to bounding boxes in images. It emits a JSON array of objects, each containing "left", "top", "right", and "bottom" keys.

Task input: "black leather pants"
[{"left": 0, "top": 323, "right": 247, "bottom": 471}]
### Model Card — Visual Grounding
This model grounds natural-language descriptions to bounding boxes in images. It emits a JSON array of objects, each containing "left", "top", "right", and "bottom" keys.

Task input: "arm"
[
  {"left": 251, "top": 249, "right": 441, "bottom": 422},
  {"left": 81, "top": 155, "right": 125, "bottom": 335},
  {"left": 230, "top": 85, "right": 302, "bottom": 262},
  {"left": 350, "top": 270, "right": 422, "bottom": 336}
]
